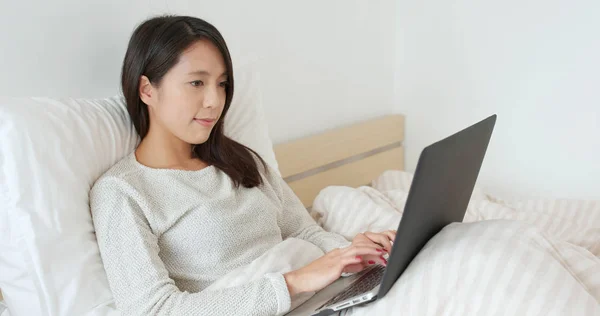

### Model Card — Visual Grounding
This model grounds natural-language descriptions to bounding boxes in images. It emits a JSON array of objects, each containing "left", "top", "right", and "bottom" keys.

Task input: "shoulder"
[
  {"left": 250, "top": 151, "right": 288, "bottom": 202},
  {"left": 98, "top": 152, "right": 141, "bottom": 180},
  {"left": 90, "top": 153, "right": 145, "bottom": 209},
  {"left": 251, "top": 151, "right": 278, "bottom": 187}
]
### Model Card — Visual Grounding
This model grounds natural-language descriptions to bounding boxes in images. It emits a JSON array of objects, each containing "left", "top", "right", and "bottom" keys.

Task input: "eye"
[
  {"left": 190, "top": 80, "right": 203, "bottom": 87},
  {"left": 219, "top": 81, "right": 229, "bottom": 88}
]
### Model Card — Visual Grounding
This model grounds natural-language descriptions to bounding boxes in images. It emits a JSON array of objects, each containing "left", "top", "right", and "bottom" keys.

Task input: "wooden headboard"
[{"left": 274, "top": 114, "right": 405, "bottom": 208}]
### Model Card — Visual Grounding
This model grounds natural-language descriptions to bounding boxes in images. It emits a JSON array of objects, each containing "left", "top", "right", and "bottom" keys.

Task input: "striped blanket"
[{"left": 311, "top": 170, "right": 600, "bottom": 315}]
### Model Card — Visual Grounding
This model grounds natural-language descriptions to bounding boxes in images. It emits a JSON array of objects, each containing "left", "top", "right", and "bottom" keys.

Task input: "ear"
[{"left": 139, "top": 75, "right": 156, "bottom": 109}]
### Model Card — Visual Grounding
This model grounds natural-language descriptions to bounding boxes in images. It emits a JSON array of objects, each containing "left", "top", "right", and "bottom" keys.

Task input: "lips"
[{"left": 194, "top": 118, "right": 216, "bottom": 127}]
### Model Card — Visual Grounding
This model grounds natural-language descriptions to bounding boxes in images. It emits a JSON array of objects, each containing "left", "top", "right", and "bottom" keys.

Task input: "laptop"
[{"left": 289, "top": 114, "right": 497, "bottom": 316}]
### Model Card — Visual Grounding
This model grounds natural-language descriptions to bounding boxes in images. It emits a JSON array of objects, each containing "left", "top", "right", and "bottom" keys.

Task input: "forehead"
[{"left": 172, "top": 39, "right": 226, "bottom": 75}]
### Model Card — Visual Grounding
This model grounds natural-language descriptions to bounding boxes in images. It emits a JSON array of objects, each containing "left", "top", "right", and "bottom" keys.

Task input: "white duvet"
[
  {"left": 312, "top": 170, "right": 600, "bottom": 315},
  {"left": 3, "top": 171, "right": 596, "bottom": 316},
  {"left": 208, "top": 170, "right": 599, "bottom": 315}
]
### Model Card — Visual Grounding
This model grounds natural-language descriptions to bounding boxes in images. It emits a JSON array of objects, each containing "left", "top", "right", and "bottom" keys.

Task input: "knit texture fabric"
[{"left": 90, "top": 153, "right": 351, "bottom": 315}]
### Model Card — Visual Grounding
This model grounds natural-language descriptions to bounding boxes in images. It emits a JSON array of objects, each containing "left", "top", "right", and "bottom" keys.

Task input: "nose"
[{"left": 203, "top": 85, "right": 219, "bottom": 109}]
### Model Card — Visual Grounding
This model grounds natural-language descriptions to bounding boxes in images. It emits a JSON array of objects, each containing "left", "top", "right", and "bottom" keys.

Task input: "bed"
[
  {"left": 272, "top": 114, "right": 599, "bottom": 315},
  {"left": 274, "top": 114, "right": 405, "bottom": 208},
  {"left": 1, "top": 105, "right": 599, "bottom": 315}
]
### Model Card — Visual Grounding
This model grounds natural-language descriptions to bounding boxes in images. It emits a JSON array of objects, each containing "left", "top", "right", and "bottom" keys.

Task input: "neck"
[{"left": 135, "top": 124, "right": 196, "bottom": 170}]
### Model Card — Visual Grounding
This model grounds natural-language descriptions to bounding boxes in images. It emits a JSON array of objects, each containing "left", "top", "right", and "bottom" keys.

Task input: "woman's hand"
[
  {"left": 342, "top": 230, "right": 397, "bottom": 274},
  {"left": 283, "top": 245, "right": 382, "bottom": 296}
]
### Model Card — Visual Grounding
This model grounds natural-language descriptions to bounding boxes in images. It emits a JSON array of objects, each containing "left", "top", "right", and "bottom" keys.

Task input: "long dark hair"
[{"left": 121, "top": 15, "right": 267, "bottom": 188}]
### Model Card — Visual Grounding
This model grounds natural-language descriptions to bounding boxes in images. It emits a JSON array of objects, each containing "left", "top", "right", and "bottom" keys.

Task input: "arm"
[
  {"left": 90, "top": 178, "right": 291, "bottom": 316},
  {"left": 262, "top": 166, "right": 352, "bottom": 254}
]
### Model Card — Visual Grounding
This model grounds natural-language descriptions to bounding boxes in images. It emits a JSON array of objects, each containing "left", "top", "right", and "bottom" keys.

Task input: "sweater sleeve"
[
  {"left": 90, "top": 177, "right": 291, "bottom": 316},
  {"left": 262, "top": 166, "right": 352, "bottom": 254}
]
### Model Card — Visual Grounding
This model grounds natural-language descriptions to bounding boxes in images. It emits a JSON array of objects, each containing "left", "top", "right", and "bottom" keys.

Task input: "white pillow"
[
  {"left": 225, "top": 64, "right": 279, "bottom": 173},
  {"left": 0, "top": 66, "right": 277, "bottom": 316}
]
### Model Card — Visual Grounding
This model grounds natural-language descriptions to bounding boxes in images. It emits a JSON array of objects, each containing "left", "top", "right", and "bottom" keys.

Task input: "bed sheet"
[{"left": 310, "top": 170, "right": 599, "bottom": 315}]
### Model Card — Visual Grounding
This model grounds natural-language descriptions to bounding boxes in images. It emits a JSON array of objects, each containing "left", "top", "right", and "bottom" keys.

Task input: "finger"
[
  {"left": 364, "top": 232, "right": 393, "bottom": 253},
  {"left": 343, "top": 254, "right": 384, "bottom": 273},
  {"left": 381, "top": 231, "right": 396, "bottom": 245},
  {"left": 341, "top": 255, "right": 364, "bottom": 267},
  {"left": 360, "top": 254, "right": 385, "bottom": 265},
  {"left": 357, "top": 254, "right": 388, "bottom": 267},
  {"left": 374, "top": 233, "right": 393, "bottom": 253},
  {"left": 351, "top": 236, "right": 388, "bottom": 250},
  {"left": 343, "top": 245, "right": 384, "bottom": 258},
  {"left": 350, "top": 241, "right": 386, "bottom": 252},
  {"left": 379, "top": 255, "right": 388, "bottom": 266},
  {"left": 358, "top": 233, "right": 387, "bottom": 249}
]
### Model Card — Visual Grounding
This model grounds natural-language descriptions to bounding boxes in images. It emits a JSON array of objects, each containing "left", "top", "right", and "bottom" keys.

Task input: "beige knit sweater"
[{"left": 90, "top": 153, "right": 351, "bottom": 315}]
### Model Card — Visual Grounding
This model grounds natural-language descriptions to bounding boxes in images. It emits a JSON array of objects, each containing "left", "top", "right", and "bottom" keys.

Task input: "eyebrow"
[{"left": 187, "top": 70, "right": 228, "bottom": 77}]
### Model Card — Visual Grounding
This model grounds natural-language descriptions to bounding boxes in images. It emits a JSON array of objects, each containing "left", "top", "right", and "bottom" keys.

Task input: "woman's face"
[{"left": 142, "top": 39, "right": 228, "bottom": 146}]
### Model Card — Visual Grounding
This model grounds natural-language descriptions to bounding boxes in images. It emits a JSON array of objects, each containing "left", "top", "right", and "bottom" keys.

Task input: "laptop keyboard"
[{"left": 319, "top": 265, "right": 386, "bottom": 309}]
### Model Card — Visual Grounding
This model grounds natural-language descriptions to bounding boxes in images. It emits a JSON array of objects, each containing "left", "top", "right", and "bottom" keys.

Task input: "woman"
[{"left": 91, "top": 15, "right": 395, "bottom": 315}]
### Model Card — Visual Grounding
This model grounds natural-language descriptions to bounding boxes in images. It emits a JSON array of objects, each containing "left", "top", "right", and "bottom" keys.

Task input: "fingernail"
[
  {"left": 368, "top": 260, "right": 376, "bottom": 265},
  {"left": 355, "top": 256, "right": 362, "bottom": 260},
  {"left": 381, "top": 257, "right": 388, "bottom": 264},
  {"left": 383, "top": 249, "right": 389, "bottom": 253},
  {"left": 376, "top": 248, "right": 383, "bottom": 252}
]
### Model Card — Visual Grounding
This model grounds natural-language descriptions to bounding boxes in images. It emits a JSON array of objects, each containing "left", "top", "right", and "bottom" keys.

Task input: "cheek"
[{"left": 156, "top": 86, "right": 197, "bottom": 125}]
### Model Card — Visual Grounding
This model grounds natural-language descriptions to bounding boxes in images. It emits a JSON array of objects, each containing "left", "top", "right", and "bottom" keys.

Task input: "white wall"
[
  {"left": 0, "top": 0, "right": 396, "bottom": 144},
  {"left": 394, "top": 0, "right": 600, "bottom": 200},
  {"left": 4, "top": 1, "right": 595, "bottom": 200}
]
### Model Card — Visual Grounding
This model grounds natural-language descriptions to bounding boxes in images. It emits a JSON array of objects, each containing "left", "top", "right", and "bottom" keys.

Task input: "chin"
[{"left": 190, "top": 134, "right": 211, "bottom": 146}]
